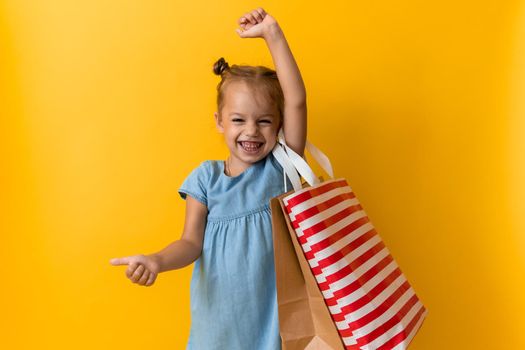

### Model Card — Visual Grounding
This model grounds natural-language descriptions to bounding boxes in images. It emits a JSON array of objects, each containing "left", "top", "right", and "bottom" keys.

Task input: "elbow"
[
  {"left": 289, "top": 98, "right": 307, "bottom": 110},
  {"left": 189, "top": 241, "right": 203, "bottom": 261},
  {"left": 181, "top": 238, "right": 203, "bottom": 262},
  {"left": 285, "top": 91, "right": 307, "bottom": 109}
]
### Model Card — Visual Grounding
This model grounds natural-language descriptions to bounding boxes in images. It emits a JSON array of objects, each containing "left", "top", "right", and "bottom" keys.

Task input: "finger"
[
  {"left": 126, "top": 262, "right": 139, "bottom": 278},
  {"left": 235, "top": 27, "right": 252, "bottom": 38},
  {"left": 130, "top": 264, "right": 145, "bottom": 282},
  {"left": 252, "top": 9, "right": 264, "bottom": 22},
  {"left": 110, "top": 257, "right": 130, "bottom": 266},
  {"left": 130, "top": 264, "right": 145, "bottom": 283},
  {"left": 244, "top": 12, "right": 256, "bottom": 24},
  {"left": 235, "top": 28, "right": 245, "bottom": 37},
  {"left": 256, "top": 7, "right": 266, "bottom": 17},
  {"left": 239, "top": 16, "right": 247, "bottom": 25},
  {"left": 138, "top": 270, "right": 150, "bottom": 285},
  {"left": 145, "top": 273, "right": 157, "bottom": 287}
]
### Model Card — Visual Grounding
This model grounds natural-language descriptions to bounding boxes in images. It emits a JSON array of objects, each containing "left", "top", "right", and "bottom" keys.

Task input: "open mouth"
[{"left": 238, "top": 141, "right": 264, "bottom": 153}]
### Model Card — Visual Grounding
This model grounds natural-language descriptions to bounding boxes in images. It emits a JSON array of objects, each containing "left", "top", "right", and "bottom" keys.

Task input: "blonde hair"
[{"left": 213, "top": 57, "right": 284, "bottom": 129}]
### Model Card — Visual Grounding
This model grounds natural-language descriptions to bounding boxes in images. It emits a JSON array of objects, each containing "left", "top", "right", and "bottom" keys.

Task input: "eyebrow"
[{"left": 229, "top": 113, "right": 274, "bottom": 118}]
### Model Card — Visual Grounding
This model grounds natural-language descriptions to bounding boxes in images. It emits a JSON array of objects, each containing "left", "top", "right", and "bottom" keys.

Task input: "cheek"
[
  {"left": 223, "top": 125, "right": 237, "bottom": 135},
  {"left": 265, "top": 131, "right": 278, "bottom": 145}
]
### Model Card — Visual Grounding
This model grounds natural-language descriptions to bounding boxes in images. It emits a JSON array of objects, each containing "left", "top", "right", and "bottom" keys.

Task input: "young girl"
[{"left": 110, "top": 7, "right": 307, "bottom": 349}]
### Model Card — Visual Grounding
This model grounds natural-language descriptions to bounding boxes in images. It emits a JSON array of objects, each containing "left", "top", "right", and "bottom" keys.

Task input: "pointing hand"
[{"left": 110, "top": 254, "right": 160, "bottom": 287}]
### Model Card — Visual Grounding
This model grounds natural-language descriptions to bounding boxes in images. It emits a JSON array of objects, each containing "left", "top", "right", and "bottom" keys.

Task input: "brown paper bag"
[{"left": 271, "top": 188, "right": 346, "bottom": 350}]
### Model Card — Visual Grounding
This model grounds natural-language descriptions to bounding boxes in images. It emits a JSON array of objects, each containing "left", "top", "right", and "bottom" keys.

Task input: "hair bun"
[{"left": 213, "top": 57, "right": 229, "bottom": 76}]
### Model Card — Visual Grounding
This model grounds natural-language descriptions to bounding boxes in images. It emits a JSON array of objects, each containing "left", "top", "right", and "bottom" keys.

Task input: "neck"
[{"left": 225, "top": 156, "right": 251, "bottom": 177}]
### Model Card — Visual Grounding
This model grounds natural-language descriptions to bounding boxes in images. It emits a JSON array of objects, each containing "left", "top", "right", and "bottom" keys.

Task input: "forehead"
[{"left": 222, "top": 81, "right": 276, "bottom": 113}]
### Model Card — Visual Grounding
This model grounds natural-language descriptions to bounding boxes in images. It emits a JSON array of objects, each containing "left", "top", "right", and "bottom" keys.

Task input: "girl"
[{"left": 110, "top": 7, "right": 307, "bottom": 349}]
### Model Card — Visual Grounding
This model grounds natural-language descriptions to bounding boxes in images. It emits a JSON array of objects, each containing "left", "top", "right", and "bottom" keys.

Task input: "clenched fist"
[{"left": 235, "top": 7, "right": 279, "bottom": 39}]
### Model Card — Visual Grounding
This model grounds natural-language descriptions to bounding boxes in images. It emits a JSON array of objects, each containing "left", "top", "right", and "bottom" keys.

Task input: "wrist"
[
  {"left": 263, "top": 22, "right": 284, "bottom": 42},
  {"left": 148, "top": 253, "right": 163, "bottom": 273}
]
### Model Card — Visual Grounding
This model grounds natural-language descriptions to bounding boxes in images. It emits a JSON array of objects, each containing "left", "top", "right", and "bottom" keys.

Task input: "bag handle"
[
  {"left": 272, "top": 142, "right": 302, "bottom": 191},
  {"left": 272, "top": 129, "right": 335, "bottom": 191},
  {"left": 305, "top": 140, "right": 334, "bottom": 179}
]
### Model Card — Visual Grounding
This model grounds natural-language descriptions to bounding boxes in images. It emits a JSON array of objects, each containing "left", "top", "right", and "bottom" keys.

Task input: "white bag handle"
[
  {"left": 305, "top": 140, "right": 334, "bottom": 179},
  {"left": 272, "top": 142, "right": 302, "bottom": 191},
  {"left": 272, "top": 129, "right": 335, "bottom": 191}
]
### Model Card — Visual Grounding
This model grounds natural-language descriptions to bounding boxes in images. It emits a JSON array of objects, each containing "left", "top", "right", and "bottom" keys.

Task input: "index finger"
[{"left": 110, "top": 257, "right": 130, "bottom": 266}]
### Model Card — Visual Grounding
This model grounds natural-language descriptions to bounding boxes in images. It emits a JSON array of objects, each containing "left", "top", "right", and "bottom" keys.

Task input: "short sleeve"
[{"left": 178, "top": 161, "right": 209, "bottom": 206}]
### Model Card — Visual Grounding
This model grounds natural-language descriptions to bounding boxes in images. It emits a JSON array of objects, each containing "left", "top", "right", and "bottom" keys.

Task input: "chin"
[{"left": 243, "top": 151, "right": 268, "bottom": 163}]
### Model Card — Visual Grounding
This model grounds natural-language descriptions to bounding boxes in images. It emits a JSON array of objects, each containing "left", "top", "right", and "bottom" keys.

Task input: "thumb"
[
  {"left": 236, "top": 27, "right": 256, "bottom": 38},
  {"left": 235, "top": 28, "right": 245, "bottom": 37},
  {"left": 110, "top": 257, "right": 131, "bottom": 266}
]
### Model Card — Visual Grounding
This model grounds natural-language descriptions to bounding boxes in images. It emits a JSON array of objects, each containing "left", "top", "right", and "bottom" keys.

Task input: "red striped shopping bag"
[{"left": 272, "top": 132, "right": 428, "bottom": 350}]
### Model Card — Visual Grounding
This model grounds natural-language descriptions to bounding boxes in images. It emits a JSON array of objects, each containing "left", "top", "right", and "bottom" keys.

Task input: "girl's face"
[{"left": 215, "top": 81, "right": 281, "bottom": 171}]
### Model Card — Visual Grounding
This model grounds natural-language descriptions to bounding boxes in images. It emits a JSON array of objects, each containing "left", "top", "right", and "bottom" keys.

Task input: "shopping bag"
[
  {"left": 271, "top": 132, "right": 428, "bottom": 350},
  {"left": 271, "top": 182, "right": 347, "bottom": 350}
]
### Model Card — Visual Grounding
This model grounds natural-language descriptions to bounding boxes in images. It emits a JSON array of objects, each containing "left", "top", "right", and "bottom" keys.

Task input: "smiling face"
[{"left": 215, "top": 80, "right": 281, "bottom": 173}]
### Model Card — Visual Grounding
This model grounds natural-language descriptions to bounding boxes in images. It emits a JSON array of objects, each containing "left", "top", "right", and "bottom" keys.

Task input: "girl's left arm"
[
  {"left": 236, "top": 8, "right": 307, "bottom": 156},
  {"left": 264, "top": 22, "right": 307, "bottom": 157}
]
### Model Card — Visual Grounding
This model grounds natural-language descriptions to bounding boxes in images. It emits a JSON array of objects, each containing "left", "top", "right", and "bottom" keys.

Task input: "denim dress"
[{"left": 178, "top": 152, "right": 292, "bottom": 350}]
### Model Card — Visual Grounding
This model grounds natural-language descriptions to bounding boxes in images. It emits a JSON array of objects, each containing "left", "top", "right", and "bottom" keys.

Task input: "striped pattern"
[{"left": 283, "top": 179, "right": 427, "bottom": 350}]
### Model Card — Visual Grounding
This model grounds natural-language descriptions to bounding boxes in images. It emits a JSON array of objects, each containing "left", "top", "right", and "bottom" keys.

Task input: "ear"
[{"left": 214, "top": 112, "right": 224, "bottom": 133}]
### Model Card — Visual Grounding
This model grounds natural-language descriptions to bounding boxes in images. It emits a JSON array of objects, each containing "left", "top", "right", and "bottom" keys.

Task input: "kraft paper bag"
[
  {"left": 271, "top": 132, "right": 428, "bottom": 349},
  {"left": 271, "top": 188, "right": 346, "bottom": 350}
]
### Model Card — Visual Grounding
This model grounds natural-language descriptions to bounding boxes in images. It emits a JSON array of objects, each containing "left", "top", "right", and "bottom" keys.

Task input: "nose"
[{"left": 244, "top": 121, "right": 260, "bottom": 136}]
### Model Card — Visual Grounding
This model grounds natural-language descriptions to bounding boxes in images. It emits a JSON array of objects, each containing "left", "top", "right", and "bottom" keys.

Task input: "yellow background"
[{"left": 1, "top": 0, "right": 524, "bottom": 349}]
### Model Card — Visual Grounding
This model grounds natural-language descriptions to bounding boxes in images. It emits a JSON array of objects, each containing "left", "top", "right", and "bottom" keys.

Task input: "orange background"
[{"left": 1, "top": 1, "right": 524, "bottom": 349}]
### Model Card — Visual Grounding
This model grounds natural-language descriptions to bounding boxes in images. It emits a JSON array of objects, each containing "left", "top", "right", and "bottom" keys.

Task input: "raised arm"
[{"left": 236, "top": 8, "right": 307, "bottom": 157}]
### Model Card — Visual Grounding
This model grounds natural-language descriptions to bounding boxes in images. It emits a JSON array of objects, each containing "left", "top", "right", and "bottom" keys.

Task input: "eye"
[
  {"left": 232, "top": 118, "right": 244, "bottom": 123},
  {"left": 258, "top": 120, "right": 272, "bottom": 124}
]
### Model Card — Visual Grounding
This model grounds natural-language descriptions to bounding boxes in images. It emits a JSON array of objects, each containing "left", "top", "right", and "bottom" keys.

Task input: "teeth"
[{"left": 240, "top": 141, "right": 262, "bottom": 151}]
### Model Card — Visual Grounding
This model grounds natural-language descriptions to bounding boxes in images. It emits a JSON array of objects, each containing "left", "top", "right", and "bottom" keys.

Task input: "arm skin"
[
  {"left": 149, "top": 196, "right": 208, "bottom": 273},
  {"left": 264, "top": 21, "right": 307, "bottom": 157}
]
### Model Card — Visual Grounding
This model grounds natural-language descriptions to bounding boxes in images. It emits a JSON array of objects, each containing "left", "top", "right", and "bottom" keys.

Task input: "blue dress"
[{"left": 178, "top": 152, "right": 292, "bottom": 350}]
